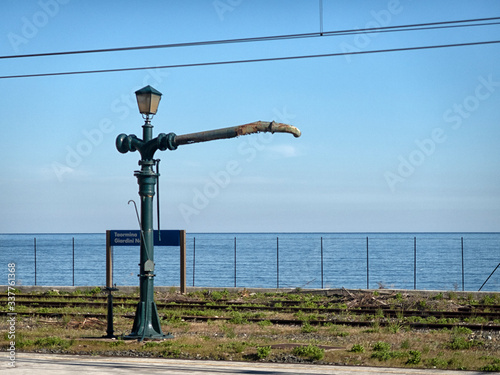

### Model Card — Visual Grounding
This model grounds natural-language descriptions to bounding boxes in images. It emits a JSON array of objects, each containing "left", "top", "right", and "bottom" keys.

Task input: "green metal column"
[{"left": 125, "top": 118, "right": 172, "bottom": 340}]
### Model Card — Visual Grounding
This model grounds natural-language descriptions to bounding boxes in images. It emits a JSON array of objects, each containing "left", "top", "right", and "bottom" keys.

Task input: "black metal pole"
[
  {"left": 193, "top": 237, "right": 196, "bottom": 287},
  {"left": 104, "top": 287, "right": 118, "bottom": 338},
  {"left": 461, "top": 237, "right": 464, "bottom": 291},
  {"left": 277, "top": 237, "right": 279, "bottom": 289},
  {"left": 34, "top": 237, "right": 37, "bottom": 286},
  {"left": 72, "top": 237, "right": 75, "bottom": 287},
  {"left": 414, "top": 237, "right": 417, "bottom": 290},
  {"left": 321, "top": 237, "right": 324, "bottom": 289},
  {"left": 234, "top": 237, "right": 237, "bottom": 288},
  {"left": 366, "top": 237, "right": 369, "bottom": 289}
]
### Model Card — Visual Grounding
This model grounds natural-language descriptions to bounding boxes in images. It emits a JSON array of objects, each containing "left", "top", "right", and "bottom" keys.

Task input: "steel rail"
[
  {"left": 1, "top": 311, "right": 499, "bottom": 331},
  {"left": 5, "top": 299, "right": 500, "bottom": 320}
]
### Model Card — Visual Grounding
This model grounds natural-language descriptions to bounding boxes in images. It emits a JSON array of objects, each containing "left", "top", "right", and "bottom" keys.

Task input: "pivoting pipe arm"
[
  {"left": 173, "top": 121, "right": 301, "bottom": 147},
  {"left": 116, "top": 121, "right": 301, "bottom": 156}
]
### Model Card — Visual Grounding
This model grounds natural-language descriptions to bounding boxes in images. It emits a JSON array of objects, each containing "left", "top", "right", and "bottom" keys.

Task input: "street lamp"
[
  {"left": 135, "top": 85, "right": 162, "bottom": 117},
  {"left": 116, "top": 85, "right": 301, "bottom": 341}
]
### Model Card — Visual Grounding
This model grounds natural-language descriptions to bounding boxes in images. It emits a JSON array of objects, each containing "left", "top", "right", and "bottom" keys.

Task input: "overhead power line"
[
  {"left": 1, "top": 40, "right": 499, "bottom": 80},
  {"left": 1, "top": 16, "right": 500, "bottom": 61}
]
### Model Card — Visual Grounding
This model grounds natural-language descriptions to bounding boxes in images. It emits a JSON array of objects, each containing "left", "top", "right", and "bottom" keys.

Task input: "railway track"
[
  {"left": 1, "top": 310, "right": 499, "bottom": 332},
  {"left": 3, "top": 299, "right": 500, "bottom": 320},
  {"left": 1, "top": 294, "right": 499, "bottom": 331},
  {"left": 4, "top": 293, "right": 500, "bottom": 311},
  {"left": 2, "top": 293, "right": 499, "bottom": 318}
]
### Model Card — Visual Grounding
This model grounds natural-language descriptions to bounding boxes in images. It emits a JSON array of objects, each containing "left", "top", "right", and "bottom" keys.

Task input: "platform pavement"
[{"left": 3, "top": 353, "right": 486, "bottom": 375}]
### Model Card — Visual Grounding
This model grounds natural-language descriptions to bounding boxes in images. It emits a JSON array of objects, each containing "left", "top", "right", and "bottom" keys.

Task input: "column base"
[{"left": 124, "top": 300, "right": 174, "bottom": 341}]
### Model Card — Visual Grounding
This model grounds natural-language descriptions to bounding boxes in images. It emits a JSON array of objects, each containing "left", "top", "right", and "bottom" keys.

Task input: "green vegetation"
[
  {"left": 448, "top": 336, "right": 483, "bottom": 350},
  {"left": 406, "top": 350, "right": 422, "bottom": 365},
  {"left": 292, "top": 345, "right": 324, "bottom": 360},
  {"left": 256, "top": 346, "right": 271, "bottom": 359},
  {"left": 350, "top": 344, "right": 365, "bottom": 353},
  {"left": 1, "top": 288, "right": 499, "bottom": 371}
]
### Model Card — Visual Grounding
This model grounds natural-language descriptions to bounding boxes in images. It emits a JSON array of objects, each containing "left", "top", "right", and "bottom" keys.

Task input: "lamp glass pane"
[
  {"left": 136, "top": 94, "right": 151, "bottom": 115},
  {"left": 149, "top": 94, "right": 161, "bottom": 115}
]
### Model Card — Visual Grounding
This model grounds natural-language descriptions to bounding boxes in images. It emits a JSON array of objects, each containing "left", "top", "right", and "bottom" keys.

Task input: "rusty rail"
[{"left": 173, "top": 121, "right": 301, "bottom": 147}]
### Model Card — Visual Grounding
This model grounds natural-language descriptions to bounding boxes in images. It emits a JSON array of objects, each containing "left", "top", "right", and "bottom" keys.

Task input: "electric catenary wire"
[
  {"left": 1, "top": 40, "right": 499, "bottom": 80},
  {"left": 1, "top": 16, "right": 499, "bottom": 61}
]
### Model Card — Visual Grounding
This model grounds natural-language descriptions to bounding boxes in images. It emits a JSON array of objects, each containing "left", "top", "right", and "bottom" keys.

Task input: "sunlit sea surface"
[{"left": 1, "top": 233, "right": 498, "bottom": 291}]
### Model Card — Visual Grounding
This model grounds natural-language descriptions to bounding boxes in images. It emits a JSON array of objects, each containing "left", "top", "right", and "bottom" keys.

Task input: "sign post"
[{"left": 105, "top": 230, "right": 185, "bottom": 339}]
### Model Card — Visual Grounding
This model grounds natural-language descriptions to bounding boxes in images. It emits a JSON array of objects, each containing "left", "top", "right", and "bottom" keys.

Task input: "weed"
[
  {"left": 452, "top": 326, "right": 473, "bottom": 335},
  {"left": 433, "top": 292, "right": 444, "bottom": 300},
  {"left": 406, "top": 350, "right": 421, "bottom": 365},
  {"left": 350, "top": 344, "right": 365, "bottom": 353},
  {"left": 448, "top": 336, "right": 483, "bottom": 350},
  {"left": 142, "top": 341, "right": 161, "bottom": 349},
  {"left": 229, "top": 311, "right": 248, "bottom": 325},
  {"left": 301, "top": 322, "right": 317, "bottom": 333},
  {"left": 210, "top": 290, "right": 229, "bottom": 301},
  {"left": 292, "top": 345, "right": 324, "bottom": 361},
  {"left": 256, "top": 346, "right": 271, "bottom": 359},
  {"left": 163, "top": 348, "right": 181, "bottom": 358},
  {"left": 294, "top": 310, "right": 308, "bottom": 322},
  {"left": 481, "top": 295, "right": 497, "bottom": 305},
  {"left": 109, "top": 340, "right": 125, "bottom": 348},
  {"left": 395, "top": 292, "right": 403, "bottom": 302},
  {"left": 427, "top": 357, "right": 448, "bottom": 368},
  {"left": 257, "top": 320, "right": 273, "bottom": 327},
  {"left": 372, "top": 341, "right": 391, "bottom": 352},
  {"left": 481, "top": 363, "right": 500, "bottom": 372},
  {"left": 88, "top": 287, "right": 102, "bottom": 295},
  {"left": 371, "top": 341, "right": 406, "bottom": 361},
  {"left": 45, "top": 290, "right": 61, "bottom": 296},
  {"left": 34, "top": 336, "right": 73, "bottom": 349},
  {"left": 386, "top": 321, "right": 402, "bottom": 334}
]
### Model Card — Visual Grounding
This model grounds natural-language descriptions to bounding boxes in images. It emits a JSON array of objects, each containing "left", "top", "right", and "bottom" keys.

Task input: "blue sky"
[{"left": 1, "top": 0, "right": 499, "bottom": 233}]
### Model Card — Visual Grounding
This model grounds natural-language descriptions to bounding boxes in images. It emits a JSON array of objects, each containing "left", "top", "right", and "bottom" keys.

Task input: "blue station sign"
[{"left": 109, "top": 230, "right": 181, "bottom": 247}]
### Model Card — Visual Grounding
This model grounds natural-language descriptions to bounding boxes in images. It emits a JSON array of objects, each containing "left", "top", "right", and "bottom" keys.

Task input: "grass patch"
[
  {"left": 350, "top": 344, "right": 364, "bottom": 353},
  {"left": 2, "top": 289, "right": 499, "bottom": 371},
  {"left": 448, "top": 336, "right": 483, "bottom": 350},
  {"left": 256, "top": 346, "right": 271, "bottom": 359},
  {"left": 292, "top": 344, "right": 324, "bottom": 361}
]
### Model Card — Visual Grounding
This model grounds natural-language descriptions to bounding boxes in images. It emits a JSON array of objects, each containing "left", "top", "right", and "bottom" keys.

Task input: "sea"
[{"left": 0, "top": 233, "right": 499, "bottom": 292}]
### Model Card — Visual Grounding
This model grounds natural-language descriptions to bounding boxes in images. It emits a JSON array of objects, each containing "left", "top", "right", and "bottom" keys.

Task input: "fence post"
[
  {"left": 34, "top": 237, "right": 37, "bottom": 286},
  {"left": 276, "top": 237, "right": 279, "bottom": 289},
  {"left": 72, "top": 237, "right": 75, "bottom": 286},
  {"left": 180, "top": 230, "right": 187, "bottom": 294},
  {"left": 192, "top": 237, "right": 196, "bottom": 287},
  {"left": 414, "top": 237, "right": 417, "bottom": 290},
  {"left": 234, "top": 237, "right": 237, "bottom": 288},
  {"left": 366, "top": 237, "right": 369, "bottom": 289},
  {"left": 461, "top": 237, "right": 464, "bottom": 291},
  {"left": 321, "top": 237, "right": 324, "bottom": 289}
]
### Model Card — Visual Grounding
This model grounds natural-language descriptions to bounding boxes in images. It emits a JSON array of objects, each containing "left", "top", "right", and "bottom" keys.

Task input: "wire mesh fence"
[{"left": 1, "top": 233, "right": 498, "bottom": 291}]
